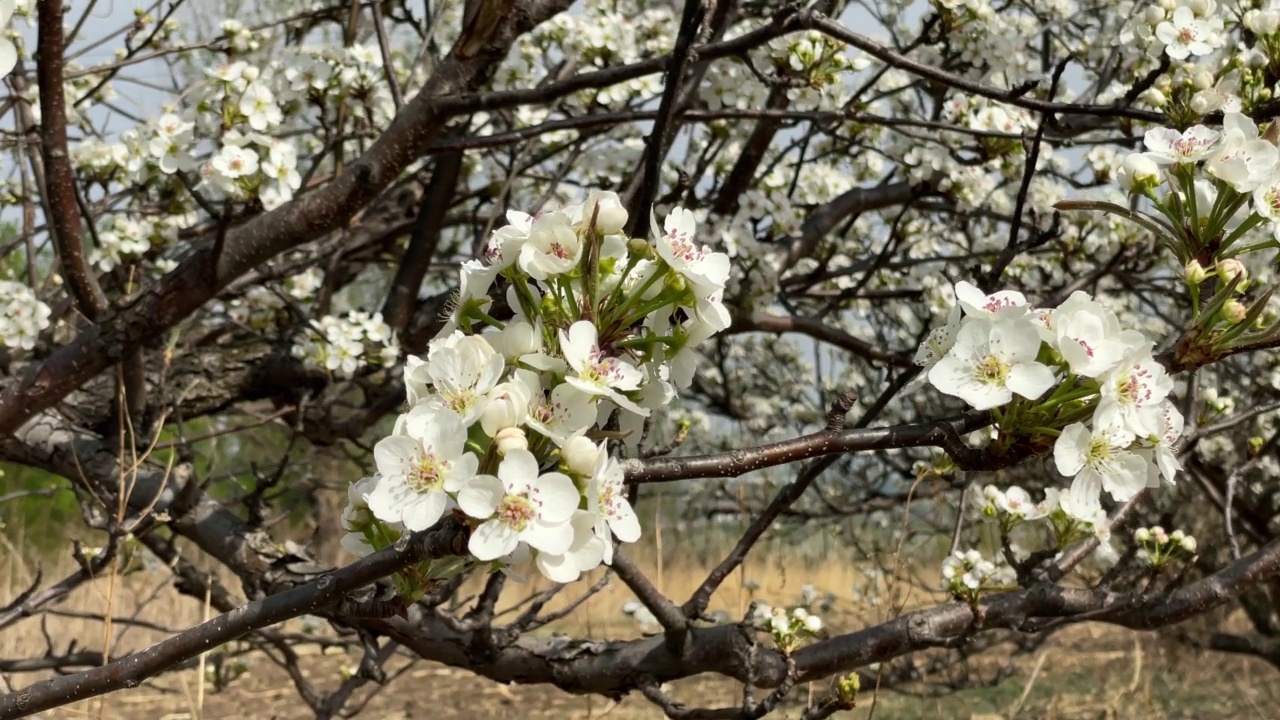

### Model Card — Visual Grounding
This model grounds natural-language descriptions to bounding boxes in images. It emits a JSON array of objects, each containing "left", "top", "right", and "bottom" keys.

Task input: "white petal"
[
  {"left": 608, "top": 502, "right": 642, "bottom": 543},
  {"left": 1103, "top": 453, "right": 1150, "bottom": 501},
  {"left": 521, "top": 518, "right": 574, "bottom": 555},
  {"left": 1006, "top": 362, "right": 1055, "bottom": 400},
  {"left": 990, "top": 319, "right": 1041, "bottom": 362},
  {"left": 1066, "top": 470, "right": 1103, "bottom": 516},
  {"left": 498, "top": 449, "right": 541, "bottom": 491},
  {"left": 401, "top": 490, "right": 447, "bottom": 531},
  {"left": 535, "top": 551, "right": 582, "bottom": 583},
  {"left": 1054, "top": 424, "right": 1090, "bottom": 477},
  {"left": 0, "top": 39, "right": 16, "bottom": 81},
  {"left": 470, "top": 520, "right": 519, "bottom": 561},
  {"left": 958, "top": 379, "right": 1011, "bottom": 411},
  {"left": 373, "top": 434, "right": 417, "bottom": 476},
  {"left": 457, "top": 475, "right": 503, "bottom": 519},
  {"left": 365, "top": 475, "right": 410, "bottom": 523},
  {"left": 534, "top": 471, "right": 581, "bottom": 524}
]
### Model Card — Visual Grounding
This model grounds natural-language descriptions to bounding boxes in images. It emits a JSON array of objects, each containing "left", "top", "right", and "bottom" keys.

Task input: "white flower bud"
[
  {"left": 1158, "top": 0, "right": 1176, "bottom": 11},
  {"left": 769, "top": 613, "right": 790, "bottom": 634},
  {"left": 803, "top": 615, "right": 823, "bottom": 633},
  {"left": 496, "top": 318, "right": 540, "bottom": 358},
  {"left": 481, "top": 381, "right": 529, "bottom": 437},
  {"left": 1185, "top": 259, "right": 1208, "bottom": 284},
  {"left": 561, "top": 434, "right": 601, "bottom": 476},
  {"left": 585, "top": 190, "right": 629, "bottom": 236},
  {"left": 1192, "top": 71, "right": 1215, "bottom": 90},
  {"left": 1140, "top": 87, "right": 1167, "bottom": 108},
  {"left": 1190, "top": 90, "right": 1220, "bottom": 116},
  {"left": 1245, "top": 10, "right": 1280, "bottom": 34},
  {"left": 1134, "top": 527, "right": 1151, "bottom": 543},
  {"left": 242, "top": 65, "right": 260, "bottom": 82},
  {"left": 1143, "top": 5, "right": 1164, "bottom": 24},
  {"left": 1216, "top": 258, "right": 1248, "bottom": 286},
  {"left": 1189, "top": 0, "right": 1212, "bottom": 16},
  {"left": 1181, "top": 535, "right": 1198, "bottom": 552},
  {"left": 494, "top": 427, "right": 528, "bottom": 454},
  {"left": 1262, "top": 16, "right": 1280, "bottom": 36},
  {"left": 1224, "top": 299, "right": 1248, "bottom": 323},
  {"left": 1116, "top": 153, "right": 1161, "bottom": 193}
]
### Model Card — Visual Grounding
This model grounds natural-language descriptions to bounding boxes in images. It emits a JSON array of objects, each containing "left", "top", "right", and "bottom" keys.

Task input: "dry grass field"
[{"left": 2, "top": 517, "right": 1277, "bottom": 720}]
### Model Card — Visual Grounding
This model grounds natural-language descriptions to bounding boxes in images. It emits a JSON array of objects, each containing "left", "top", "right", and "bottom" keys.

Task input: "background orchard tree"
[{"left": 4, "top": 0, "right": 1280, "bottom": 716}]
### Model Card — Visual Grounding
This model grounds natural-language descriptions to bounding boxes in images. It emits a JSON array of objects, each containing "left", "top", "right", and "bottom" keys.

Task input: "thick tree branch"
[
  {"left": 0, "top": 517, "right": 470, "bottom": 719},
  {"left": 37, "top": 0, "right": 107, "bottom": 320}
]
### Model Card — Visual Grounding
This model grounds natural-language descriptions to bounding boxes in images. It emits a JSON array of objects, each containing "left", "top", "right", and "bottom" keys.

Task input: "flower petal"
[
  {"left": 469, "top": 520, "right": 519, "bottom": 561},
  {"left": 457, "top": 474, "right": 503, "bottom": 519}
]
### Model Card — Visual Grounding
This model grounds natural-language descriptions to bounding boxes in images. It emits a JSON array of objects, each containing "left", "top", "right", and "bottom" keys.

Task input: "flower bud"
[
  {"left": 769, "top": 612, "right": 790, "bottom": 635},
  {"left": 1245, "top": 9, "right": 1280, "bottom": 34},
  {"left": 1189, "top": 0, "right": 1211, "bottom": 16},
  {"left": 1216, "top": 258, "right": 1248, "bottom": 287},
  {"left": 494, "top": 427, "right": 528, "bottom": 454},
  {"left": 1116, "top": 153, "right": 1161, "bottom": 194},
  {"left": 627, "top": 236, "right": 653, "bottom": 259},
  {"left": 481, "top": 382, "right": 529, "bottom": 436},
  {"left": 585, "top": 190, "right": 628, "bottom": 236},
  {"left": 803, "top": 614, "right": 823, "bottom": 633},
  {"left": 561, "top": 434, "right": 601, "bottom": 476},
  {"left": 1158, "top": 0, "right": 1176, "bottom": 10},
  {"left": 496, "top": 318, "right": 540, "bottom": 358},
  {"left": 1181, "top": 535, "right": 1198, "bottom": 552},
  {"left": 835, "top": 673, "right": 860, "bottom": 707},
  {"left": 242, "top": 65, "right": 260, "bottom": 82},
  {"left": 1142, "top": 5, "right": 1164, "bottom": 24},
  {"left": 1134, "top": 527, "right": 1151, "bottom": 543},
  {"left": 1192, "top": 71, "right": 1214, "bottom": 90},
  {"left": 1190, "top": 90, "right": 1220, "bottom": 115},
  {"left": 1224, "top": 299, "right": 1248, "bottom": 323},
  {"left": 1140, "top": 87, "right": 1167, "bottom": 108},
  {"left": 1185, "top": 259, "right": 1208, "bottom": 285}
]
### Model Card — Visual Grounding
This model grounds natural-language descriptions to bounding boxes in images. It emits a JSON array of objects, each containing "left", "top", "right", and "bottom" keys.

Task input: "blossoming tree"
[{"left": 4, "top": 0, "right": 1280, "bottom": 716}]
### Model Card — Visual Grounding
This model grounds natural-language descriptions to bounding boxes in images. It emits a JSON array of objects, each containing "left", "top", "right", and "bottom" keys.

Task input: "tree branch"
[
  {"left": 0, "top": 516, "right": 470, "bottom": 719},
  {"left": 37, "top": 0, "right": 107, "bottom": 320}
]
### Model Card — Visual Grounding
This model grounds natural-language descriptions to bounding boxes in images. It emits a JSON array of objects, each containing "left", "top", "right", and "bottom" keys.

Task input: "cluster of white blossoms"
[
  {"left": 747, "top": 602, "right": 824, "bottom": 654},
  {"left": 340, "top": 193, "right": 732, "bottom": 585},
  {"left": 1133, "top": 525, "right": 1198, "bottom": 567},
  {"left": 1117, "top": 113, "right": 1280, "bottom": 252},
  {"left": 973, "top": 483, "right": 1121, "bottom": 570},
  {"left": 916, "top": 281, "right": 1184, "bottom": 515},
  {"left": 291, "top": 312, "right": 399, "bottom": 379},
  {"left": 941, "top": 549, "right": 1016, "bottom": 602},
  {"left": 1127, "top": 0, "right": 1226, "bottom": 61},
  {"left": 0, "top": 279, "right": 52, "bottom": 351}
]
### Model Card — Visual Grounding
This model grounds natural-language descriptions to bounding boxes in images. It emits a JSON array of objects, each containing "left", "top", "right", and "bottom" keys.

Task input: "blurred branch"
[{"left": 623, "top": 412, "right": 991, "bottom": 484}]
